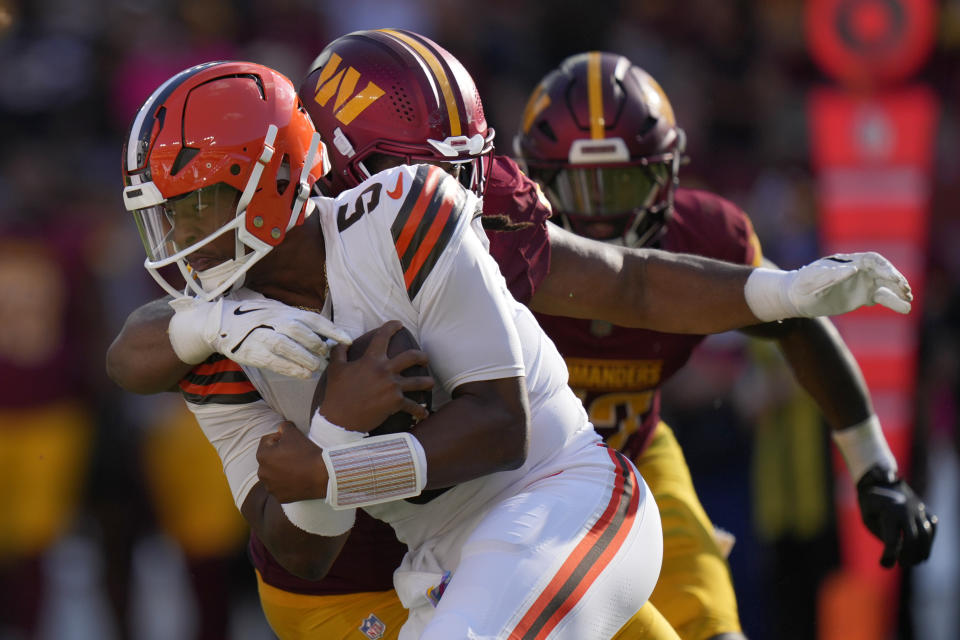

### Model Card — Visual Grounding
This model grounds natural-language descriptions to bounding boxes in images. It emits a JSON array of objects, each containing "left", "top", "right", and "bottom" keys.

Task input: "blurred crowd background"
[{"left": 0, "top": 0, "right": 957, "bottom": 639}]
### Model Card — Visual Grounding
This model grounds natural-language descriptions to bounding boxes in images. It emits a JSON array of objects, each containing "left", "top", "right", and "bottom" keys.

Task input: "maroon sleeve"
[{"left": 482, "top": 156, "right": 553, "bottom": 303}]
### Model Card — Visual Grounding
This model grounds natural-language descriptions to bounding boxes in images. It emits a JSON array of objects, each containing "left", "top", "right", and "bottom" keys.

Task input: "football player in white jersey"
[
  {"left": 121, "top": 61, "right": 673, "bottom": 639},
  {"left": 115, "top": 59, "right": 916, "bottom": 639}
]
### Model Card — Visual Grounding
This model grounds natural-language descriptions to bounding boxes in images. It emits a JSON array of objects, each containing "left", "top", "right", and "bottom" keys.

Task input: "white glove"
[
  {"left": 744, "top": 252, "right": 913, "bottom": 322},
  {"left": 167, "top": 294, "right": 352, "bottom": 378}
]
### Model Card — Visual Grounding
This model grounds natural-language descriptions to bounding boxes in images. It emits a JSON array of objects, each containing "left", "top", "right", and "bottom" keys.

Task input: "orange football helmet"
[{"left": 122, "top": 61, "right": 329, "bottom": 300}]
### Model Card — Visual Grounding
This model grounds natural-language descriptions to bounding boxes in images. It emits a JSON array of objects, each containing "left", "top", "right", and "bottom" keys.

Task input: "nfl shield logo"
[
  {"left": 359, "top": 613, "right": 386, "bottom": 639},
  {"left": 425, "top": 571, "right": 452, "bottom": 608}
]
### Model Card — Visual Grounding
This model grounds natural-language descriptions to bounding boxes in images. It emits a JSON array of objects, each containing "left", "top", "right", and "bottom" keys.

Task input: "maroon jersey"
[
  {"left": 250, "top": 154, "right": 554, "bottom": 595},
  {"left": 535, "top": 188, "right": 762, "bottom": 459}
]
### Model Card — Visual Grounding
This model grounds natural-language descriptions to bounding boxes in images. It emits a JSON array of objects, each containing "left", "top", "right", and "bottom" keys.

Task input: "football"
[{"left": 311, "top": 324, "right": 431, "bottom": 437}]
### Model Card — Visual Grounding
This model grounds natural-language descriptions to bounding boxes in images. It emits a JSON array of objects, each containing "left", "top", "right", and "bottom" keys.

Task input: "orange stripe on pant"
[{"left": 508, "top": 447, "right": 640, "bottom": 640}]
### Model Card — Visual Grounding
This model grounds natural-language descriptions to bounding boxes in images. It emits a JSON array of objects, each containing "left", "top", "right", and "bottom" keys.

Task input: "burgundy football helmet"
[
  {"left": 300, "top": 29, "right": 494, "bottom": 197},
  {"left": 514, "top": 52, "right": 685, "bottom": 246},
  {"left": 122, "top": 61, "right": 328, "bottom": 300}
]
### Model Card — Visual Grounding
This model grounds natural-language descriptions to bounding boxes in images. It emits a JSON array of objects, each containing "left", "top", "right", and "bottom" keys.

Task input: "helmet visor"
[
  {"left": 534, "top": 163, "right": 670, "bottom": 217},
  {"left": 132, "top": 182, "right": 242, "bottom": 267}
]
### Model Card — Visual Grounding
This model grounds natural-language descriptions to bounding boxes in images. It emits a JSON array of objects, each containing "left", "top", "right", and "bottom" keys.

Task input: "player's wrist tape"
[
  {"left": 832, "top": 415, "right": 898, "bottom": 483},
  {"left": 322, "top": 432, "right": 428, "bottom": 510},
  {"left": 308, "top": 411, "right": 367, "bottom": 447},
  {"left": 744, "top": 268, "right": 800, "bottom": 322},
  {"left": 281, "top": 499, "right": 356, "bottom": 536},
  {"left": 167, "top": 297, "right": 219, "bottom": 364}
]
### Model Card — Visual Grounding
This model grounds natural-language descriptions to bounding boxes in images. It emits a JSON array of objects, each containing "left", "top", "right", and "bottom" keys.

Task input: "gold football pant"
[
  {"left": 257, "top": 571, "right": 406, "bottom": 640},
  {"left": 256, "top": 569, "right": 680, "bottom": 640},
  {"left": 637, "top": 422, "right": 743, "bottom": 640}
]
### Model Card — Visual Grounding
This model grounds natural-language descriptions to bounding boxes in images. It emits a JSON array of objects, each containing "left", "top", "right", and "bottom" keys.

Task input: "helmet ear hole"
[
  {"left": 276, "top": 153, "right": 291, "bottom": 194},
  {"left": 638, "top": 116, "right": 658, "bottom": 138},
  {"left": 171, "top": 147, "right": 199, "bottom": 176},
  {"left": 537, "top": 120, "right": 558, "bottom": 142}
]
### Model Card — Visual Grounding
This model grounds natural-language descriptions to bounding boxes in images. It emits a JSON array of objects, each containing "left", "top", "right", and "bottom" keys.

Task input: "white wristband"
[
  {"left": 322, "top": 432, "right": 428, "bottom": 510},
  {"left": 832, "top": 415, "right": 898, "bottom": 483},
  {"left": 743, "top": 268, "right": 800, "bottom": 322},
  {"left": 308, "top": 411, "right": 367, "bottom": 448},
  {"left": 167, "top": 297, "right": 218, "bottom": 364},
  {"left": 281, "top": 499, "right": 356, "bottom": 536}
]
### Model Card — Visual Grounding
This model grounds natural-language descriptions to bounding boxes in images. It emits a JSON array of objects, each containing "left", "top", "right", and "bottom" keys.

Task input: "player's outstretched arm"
[
  {"left": 528, "top": 224, "right": 913, "bottom": 333},
  {"left": 742, "top": 313, "right": 936, "bottom": 568},
  {"left": 106, "top": 293, "right": 352, "bottom": 394},
  {"left": 529, "top": 223, "right": 756, "bottom": 332}
]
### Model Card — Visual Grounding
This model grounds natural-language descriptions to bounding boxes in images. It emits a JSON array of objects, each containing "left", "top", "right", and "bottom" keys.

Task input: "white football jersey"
[{"left": 183, "top": 163, "right": 594, "bottom": 549}]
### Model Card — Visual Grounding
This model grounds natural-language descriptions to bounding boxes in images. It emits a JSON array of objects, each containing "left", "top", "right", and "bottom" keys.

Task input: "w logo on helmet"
[{"left": 311, "top": 53, "right": 385, "bottom": 125}]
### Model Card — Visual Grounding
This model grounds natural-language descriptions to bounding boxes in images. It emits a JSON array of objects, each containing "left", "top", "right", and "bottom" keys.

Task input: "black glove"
[{"left": 857, "top": 465, "right": 937, "bottom": 568}]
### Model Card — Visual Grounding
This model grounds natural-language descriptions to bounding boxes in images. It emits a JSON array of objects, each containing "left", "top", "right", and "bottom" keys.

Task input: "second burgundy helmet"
[
  {"left": 514, "top": 52, "right": 686, "bottom": 246},
  {"left": 301, "top": 29, "right": 494, "bottom": 197}
]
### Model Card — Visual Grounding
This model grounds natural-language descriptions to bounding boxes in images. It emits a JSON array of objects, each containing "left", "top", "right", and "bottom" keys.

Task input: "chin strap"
[{"left": 195, "top": 258, "right": 247, "bottom": 293}]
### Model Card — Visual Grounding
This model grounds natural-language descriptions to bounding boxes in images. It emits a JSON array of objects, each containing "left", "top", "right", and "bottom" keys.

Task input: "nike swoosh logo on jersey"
[
  {"left": 387, "top": 172, "right": 404, "bottom": 199},
  {"left": 233, "top": 306, "right": 265, "bottom": 315}
]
